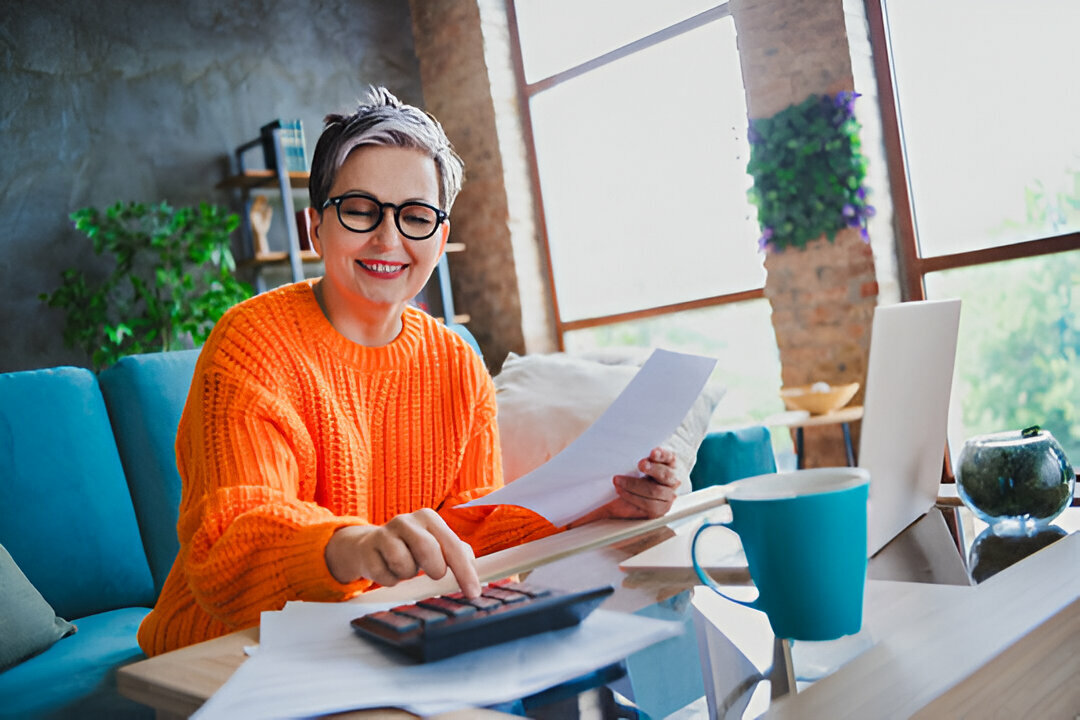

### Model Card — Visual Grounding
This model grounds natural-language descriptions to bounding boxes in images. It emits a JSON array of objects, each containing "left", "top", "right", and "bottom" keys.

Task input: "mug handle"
[{"left": 691, "top": 521, "right": 761, "bottom": 609}]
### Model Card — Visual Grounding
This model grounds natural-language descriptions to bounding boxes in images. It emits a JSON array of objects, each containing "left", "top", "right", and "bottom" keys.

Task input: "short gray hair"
[{"left": 308, "top": 86, "right": 465, "bottom": 213}]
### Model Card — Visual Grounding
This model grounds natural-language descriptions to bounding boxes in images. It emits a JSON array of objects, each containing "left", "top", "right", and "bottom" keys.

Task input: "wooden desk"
[
  {"left": 116, "top": 488, "right": 732, "bottom": 718},
  {"left": 116, "top": 528, "right": 694, "bottom": 720},
  {"left": 764, "top": 406, "right": 863, "bottom": 468},
  {"left": 116, "top": 487, "right": 1079, "bottom": 719},
  {"left": 765, "top": 530, "right": 1080, "bottom": 718},
  {"left": 115, "top": 624, "right": 512, "bottom": 720}
]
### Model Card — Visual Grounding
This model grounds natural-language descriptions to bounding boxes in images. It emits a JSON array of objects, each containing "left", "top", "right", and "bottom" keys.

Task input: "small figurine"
[{"left": 249, "top": 195, "right": 272, "bottom": 256}]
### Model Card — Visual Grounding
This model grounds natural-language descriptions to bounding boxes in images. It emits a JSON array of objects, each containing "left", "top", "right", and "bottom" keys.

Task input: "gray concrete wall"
[{"left": 1, "top": 0, "right": 423, "bottom": 372}]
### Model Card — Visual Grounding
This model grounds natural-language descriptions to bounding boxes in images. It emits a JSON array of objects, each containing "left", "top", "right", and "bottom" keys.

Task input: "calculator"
[{"left": 349, "top": 581, "right": 614, "bottom": 662}]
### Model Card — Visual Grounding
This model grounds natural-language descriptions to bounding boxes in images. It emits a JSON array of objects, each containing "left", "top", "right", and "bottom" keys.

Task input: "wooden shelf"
[
  {"left": 445, "top": 242, "right": 465, "bottom": 253},
  {"left": 217, "top": 170, "right": 309, "bottom": 191},
  {"left": 241, "top": 250, "right": 321, "bottom": 267}
]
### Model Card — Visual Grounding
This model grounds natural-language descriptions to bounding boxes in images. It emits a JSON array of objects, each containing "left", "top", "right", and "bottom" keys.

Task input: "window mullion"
[
  {"left": 524, "top": 4, "right": 732, "bottom": 97},
  {"left": 866, "top": 0, "right": 924, "bottom": 301}
]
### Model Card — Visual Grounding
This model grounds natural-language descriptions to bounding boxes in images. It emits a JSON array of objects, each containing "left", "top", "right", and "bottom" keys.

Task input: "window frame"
[
  {"left": 504, "top": 1, "right": 760, "bottom": 348},
  {"left": 865, "top": 0, "right": 1080, "bottom": 303}
]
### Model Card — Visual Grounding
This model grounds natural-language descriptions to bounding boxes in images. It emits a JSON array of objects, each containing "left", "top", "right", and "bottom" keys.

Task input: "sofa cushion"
[
  {"left": 0, "top": 367, "right": 155, "bottom": 620},
  {"left": 0, "top": 607, "right": 153, "bottom": 720},
  {"left": 494, "top": 352, "right": 724, "bottom": 493},
  {"left": 0, "top": 543, "right": 76, "bottom": 672},
  {"left": 99, "top": 349, "right": 200, "bottom": 595},
  {"left": 690, "top": 425, "right": 777, "bottom": 490}
]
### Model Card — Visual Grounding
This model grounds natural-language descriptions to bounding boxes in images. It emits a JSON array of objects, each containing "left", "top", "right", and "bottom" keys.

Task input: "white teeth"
[{"left": 362, "top": 262, "right": 402, "bottom": 273}]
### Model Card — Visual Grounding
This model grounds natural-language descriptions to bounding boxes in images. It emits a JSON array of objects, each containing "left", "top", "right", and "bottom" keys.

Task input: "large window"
[
  {"left": 871, "top": 0, "right": 1080, "bottom": 466},
  {"left": 509, "top": 1, "right": 783, "bottom": 429}
]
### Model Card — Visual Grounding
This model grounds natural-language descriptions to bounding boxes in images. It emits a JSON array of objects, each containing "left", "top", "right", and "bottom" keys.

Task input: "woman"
[{"left": 138, "top": 87, "right": 680, "bottom": 657}]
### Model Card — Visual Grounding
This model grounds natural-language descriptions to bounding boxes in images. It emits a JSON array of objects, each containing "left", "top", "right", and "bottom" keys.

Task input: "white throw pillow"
[{"left": 494, "top": 352, "right": 725, "bottom": 494}]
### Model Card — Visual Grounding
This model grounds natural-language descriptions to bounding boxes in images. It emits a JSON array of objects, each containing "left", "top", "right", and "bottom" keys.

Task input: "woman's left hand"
[{"left": 567, "top": 447, "right": 680, "bottom": 527}]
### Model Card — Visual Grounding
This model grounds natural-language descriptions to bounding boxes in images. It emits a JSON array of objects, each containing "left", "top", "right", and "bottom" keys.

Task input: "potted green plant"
[
  {"left": 747, "top": 91, "right": 874, "bottom": 252},
  {"left": 41, "top": 200, "right": 253, "bottom": 371}
]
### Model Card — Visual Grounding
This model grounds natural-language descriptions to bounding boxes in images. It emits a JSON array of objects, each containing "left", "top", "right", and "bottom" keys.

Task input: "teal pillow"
[{"left": 0, "top": 544, "right": 76, "bottom": 672}]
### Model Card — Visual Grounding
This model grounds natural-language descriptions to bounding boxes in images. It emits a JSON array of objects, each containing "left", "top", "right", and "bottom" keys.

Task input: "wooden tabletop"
[
  {"left": 116, "top": 524, "right": 699, "bottom": 720},
  {"left": 763, "top": 405, "right": 863, "bottom": 428},
  {"left": 115, "top": 487, "right": 1079, "bottom": 719},
  {"left": 764, "top": 531, "right": 1080, "bottom": 718},
  {"left": 116, "top": 487, "right": 734, "bottom": 719}
]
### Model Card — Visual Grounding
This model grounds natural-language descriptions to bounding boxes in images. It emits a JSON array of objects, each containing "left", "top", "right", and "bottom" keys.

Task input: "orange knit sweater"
[{"left": 138, "top": 281, "right": 558, "bottom": 656}]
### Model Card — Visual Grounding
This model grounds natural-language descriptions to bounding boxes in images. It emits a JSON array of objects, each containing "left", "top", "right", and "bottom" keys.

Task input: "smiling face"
[{"left": 310, "top": 144, "right": 448, "bottom": 343}]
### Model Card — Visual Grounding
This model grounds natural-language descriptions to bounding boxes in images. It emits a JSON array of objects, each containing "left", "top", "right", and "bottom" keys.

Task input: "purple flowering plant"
[{"left": 747, "top": 91, "right": 874, "bottom": 252}]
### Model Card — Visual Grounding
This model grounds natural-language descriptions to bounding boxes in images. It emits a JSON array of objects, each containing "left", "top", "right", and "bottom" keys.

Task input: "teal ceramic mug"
[{"left": 691, "top": 467, "right": 870, "bottom": 641}]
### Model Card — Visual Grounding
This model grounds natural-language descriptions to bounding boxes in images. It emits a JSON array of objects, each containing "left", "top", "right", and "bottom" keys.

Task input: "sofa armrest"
[{"left": 690, "top": 425, "right": 776, "bottom": 491}]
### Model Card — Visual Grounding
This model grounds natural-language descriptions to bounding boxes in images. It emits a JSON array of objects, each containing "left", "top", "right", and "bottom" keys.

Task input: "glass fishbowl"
[{"left": 956, "top": 426, "right": 1075, "bottom": 534}]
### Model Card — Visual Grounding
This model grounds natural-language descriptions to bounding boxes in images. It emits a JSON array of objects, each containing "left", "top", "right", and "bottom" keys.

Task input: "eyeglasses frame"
[{"left": 320, "top": 193, "right": 448, "bottom": 241}]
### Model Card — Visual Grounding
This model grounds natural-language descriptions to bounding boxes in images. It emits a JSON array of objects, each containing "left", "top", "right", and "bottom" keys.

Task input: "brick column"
[
  {"left": 408, "top": 0, "right": 557, "bottom": 373},
  {"left": 732, "top": 0, "right": 880, "bottom": 467}
]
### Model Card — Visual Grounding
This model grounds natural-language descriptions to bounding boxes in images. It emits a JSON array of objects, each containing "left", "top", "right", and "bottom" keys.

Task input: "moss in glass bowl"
[{"left": 956, "top": 426, "right": 1075, "bottom": 533}]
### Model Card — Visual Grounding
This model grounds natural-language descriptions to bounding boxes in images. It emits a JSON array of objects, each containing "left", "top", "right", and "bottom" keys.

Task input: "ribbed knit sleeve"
[{"left": 177, "top": 366, "right": 373, "bottom": 627}]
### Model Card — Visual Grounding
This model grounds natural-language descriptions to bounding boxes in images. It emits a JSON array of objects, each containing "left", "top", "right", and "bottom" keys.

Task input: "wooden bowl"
[{"left": 780, "top": 382, "right": 860, "bottom": 415}]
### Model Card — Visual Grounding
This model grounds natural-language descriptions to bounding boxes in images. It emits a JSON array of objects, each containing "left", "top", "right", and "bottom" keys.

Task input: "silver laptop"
[{"left": 859, "top": 298, "right": 962, "bottom": 557}]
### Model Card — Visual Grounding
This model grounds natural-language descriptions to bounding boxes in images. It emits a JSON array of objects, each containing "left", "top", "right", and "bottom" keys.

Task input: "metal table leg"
[
  {"left": 795, "top": 427, "right": 805, "bottom": 470},
  {"left": 842, "top": 422, "right": 855, "bottom": 466}
]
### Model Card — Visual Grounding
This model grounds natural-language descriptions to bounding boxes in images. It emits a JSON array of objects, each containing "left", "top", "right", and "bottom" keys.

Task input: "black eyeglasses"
[{"left": 321, "top": 193, "right": 448, "bottom": 241}]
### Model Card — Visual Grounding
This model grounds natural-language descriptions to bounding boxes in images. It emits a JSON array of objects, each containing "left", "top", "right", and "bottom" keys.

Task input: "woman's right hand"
[{"left": 325, "top": 508, "right": 481, "bottom": 597}]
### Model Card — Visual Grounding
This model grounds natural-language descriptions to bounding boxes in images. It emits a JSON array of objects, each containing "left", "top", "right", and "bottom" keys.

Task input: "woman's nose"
[{"left": 369, "top": 207, "right": 403, "bottom": 247}]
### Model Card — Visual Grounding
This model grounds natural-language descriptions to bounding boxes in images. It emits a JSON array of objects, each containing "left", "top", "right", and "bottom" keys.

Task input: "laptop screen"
[{"left": 859, "top": 299, "right": 962, "bottom": 556}]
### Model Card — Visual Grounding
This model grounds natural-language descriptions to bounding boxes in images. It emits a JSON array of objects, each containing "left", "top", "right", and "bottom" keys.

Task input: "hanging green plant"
[
  {"left": 746, "top": 91, "right": 874, "bottom": 252},
  {"left": 41, "top": 201, "right": 253, "bottom": 371}
]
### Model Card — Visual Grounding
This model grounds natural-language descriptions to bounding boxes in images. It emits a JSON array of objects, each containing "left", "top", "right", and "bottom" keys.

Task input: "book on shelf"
[
  {"left": 260, "top": 119, "right": 307, "bottom": 173},
  {"left": 294, "top": 209, "right": 314, "bottom": 252}
]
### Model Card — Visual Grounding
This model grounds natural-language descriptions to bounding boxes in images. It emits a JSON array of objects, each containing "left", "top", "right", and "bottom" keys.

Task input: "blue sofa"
[
  {"left": 0, "top": 349, "right": 200, "bottom": 719},
  {"left": 0, "top": 335, "right": 773, "bottom": 719}
]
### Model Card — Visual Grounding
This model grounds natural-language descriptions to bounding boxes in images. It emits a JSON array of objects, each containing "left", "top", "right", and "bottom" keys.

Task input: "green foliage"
[
  {"left": 41, "top": 201, "right": 253, "bottom": 371},
  {"left": 746, "top": 92, "right": 873, "bottom": 252},
  {"left": 949, "top": 252, "right": 1080, "bottom": 467},
  {"left": 943, "top": 162, "right": 1080, "bottom": 469}
]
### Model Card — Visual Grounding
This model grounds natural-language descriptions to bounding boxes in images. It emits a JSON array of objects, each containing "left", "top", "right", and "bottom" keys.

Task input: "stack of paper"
[{"left": 192, "top": 601, "right": 682, "bottom": 719}]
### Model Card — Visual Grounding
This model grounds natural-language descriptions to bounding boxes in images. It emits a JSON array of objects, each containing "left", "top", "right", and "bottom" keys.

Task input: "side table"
[{"left": 763, "top": 406, "right": 863, "bottom": 469}]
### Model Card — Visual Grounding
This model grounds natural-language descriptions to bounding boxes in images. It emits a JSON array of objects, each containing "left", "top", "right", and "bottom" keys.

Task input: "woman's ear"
[
  {"left": 307, "top": 206, "right": 323, "bottom": 256},
  {"left": 437, "top": 220, "right": 450, "bottom": 256}
]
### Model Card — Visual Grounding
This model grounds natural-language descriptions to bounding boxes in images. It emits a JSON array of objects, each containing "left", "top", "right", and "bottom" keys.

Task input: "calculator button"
[
  {"left": 416, "top": 596, "right": 478, "bottom": 617},
  {"left": 445, "top": 592, "right": 503, "bottom": 610},
  {"left": 392, "top": 605, "right": 449, "bottom": 625},
  {"left": 364, "top": 611, "right": 421, "bottom": 632},
  {"left": 481, "top": 587, "right": 529, "bottom": 604},
  {"left": 499, "top": 582, "right": 553, "bottom": 598}
]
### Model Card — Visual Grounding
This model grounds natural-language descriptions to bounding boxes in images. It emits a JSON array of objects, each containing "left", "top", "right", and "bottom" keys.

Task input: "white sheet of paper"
[
  {"left": 192, "top": 600, "right": 682, "bottom": 719},
  {"left": 460, "top": 348, "right": 717, "bottom": 526}
]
